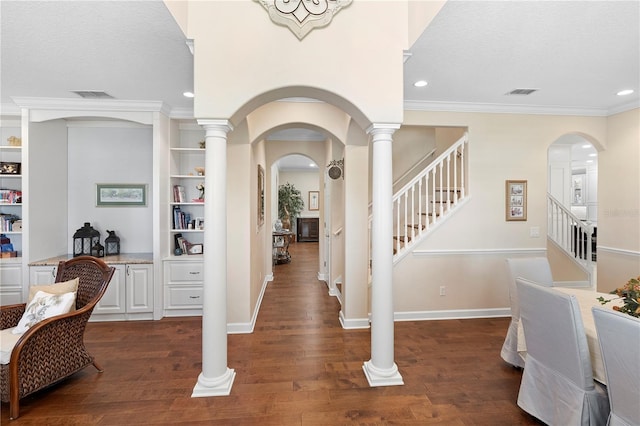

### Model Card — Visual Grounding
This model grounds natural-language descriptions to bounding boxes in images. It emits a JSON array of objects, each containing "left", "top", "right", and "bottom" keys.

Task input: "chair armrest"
[
  {"left": 10, "top": 308, "right": 96, "bottom": 397},
  {"left": 1, "top": 304, "right": 26, "bottom": 329}
]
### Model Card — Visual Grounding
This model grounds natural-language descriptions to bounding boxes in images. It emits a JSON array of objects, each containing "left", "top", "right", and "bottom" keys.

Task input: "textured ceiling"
[{"left": 1, "top": 0, "right": 638, "bottom": 118}]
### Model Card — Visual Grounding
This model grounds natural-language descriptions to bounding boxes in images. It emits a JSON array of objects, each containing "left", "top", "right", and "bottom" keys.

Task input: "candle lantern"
[
  {"left": 91, "top": 241, "right": 105, "bottom": 258},
  {"left": 105, "top": 230, "right": 120, "bottom": 256},
  {"left": 73, "top": 222, "right": 100, "bottom": 257}
]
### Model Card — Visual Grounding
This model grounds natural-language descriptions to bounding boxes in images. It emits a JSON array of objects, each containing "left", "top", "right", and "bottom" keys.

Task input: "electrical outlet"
[{"left": 439, "top": 286, "right": 446, "bottom": 296}]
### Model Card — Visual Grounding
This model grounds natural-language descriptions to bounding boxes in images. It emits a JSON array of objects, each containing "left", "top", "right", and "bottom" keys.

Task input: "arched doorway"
[{"left": 548, "top": 134, "right": 599, "bottom": 286}]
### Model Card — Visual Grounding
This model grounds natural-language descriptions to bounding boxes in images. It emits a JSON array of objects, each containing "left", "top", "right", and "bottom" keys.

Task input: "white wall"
[{"left": 67, "top": 122, "right": 153, "bottom": 254}]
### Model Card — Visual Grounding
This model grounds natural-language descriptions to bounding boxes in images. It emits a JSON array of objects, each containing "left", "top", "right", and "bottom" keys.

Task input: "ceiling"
[{"left": 1, "top": 1, "right": 638, "bottom": 129}]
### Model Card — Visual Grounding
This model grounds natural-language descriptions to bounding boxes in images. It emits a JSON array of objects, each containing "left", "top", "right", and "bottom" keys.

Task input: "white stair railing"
[
  {"left": 391, "top": 133, "right": 469, "bottom": 260},
  {"left": 547, "top": 193, "right": 595, "bottom": 270}
]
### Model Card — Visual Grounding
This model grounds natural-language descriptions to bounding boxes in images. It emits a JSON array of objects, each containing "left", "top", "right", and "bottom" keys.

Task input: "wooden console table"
[{"left": 272, "top": 231, "right": 293, "bottom": 264}]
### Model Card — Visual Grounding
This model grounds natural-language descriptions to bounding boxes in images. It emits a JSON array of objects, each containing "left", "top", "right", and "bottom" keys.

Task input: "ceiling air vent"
[
  {"left": 505, "top": 88, "right": 538, "bottom": 96},
  {"left": 71, "top": 90, "right": 114, "bottom": 99}
]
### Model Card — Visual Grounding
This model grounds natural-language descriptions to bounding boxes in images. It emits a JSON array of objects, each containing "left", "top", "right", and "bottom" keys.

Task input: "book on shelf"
[
  {"left": 172, "top": 205, "right": 194, "bottom": 230},
  {"left": 0, "top": 189, "right": 22, "bottom": 204},
  {"left": 0, "top": 214, "right": 21, "bottom": 232},
  {"left": 173, "top": 185, "right": 186, "bottom": 203}
]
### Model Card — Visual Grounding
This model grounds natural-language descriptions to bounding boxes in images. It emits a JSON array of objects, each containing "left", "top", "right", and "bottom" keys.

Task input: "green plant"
[
  {"left": 278, "top": 182, "right": 304, "bottom": 223},
  {"left": 598, "top": 276, "right": 640, "bottom": 318}
]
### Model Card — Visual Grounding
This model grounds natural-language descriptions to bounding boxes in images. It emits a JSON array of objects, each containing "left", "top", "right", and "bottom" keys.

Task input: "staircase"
[
  {"left": 390, "top": 133, "right": 469, "bottom": 262},
  {"left": 547, "top": 193, "right": 596, "bottom": 276}
]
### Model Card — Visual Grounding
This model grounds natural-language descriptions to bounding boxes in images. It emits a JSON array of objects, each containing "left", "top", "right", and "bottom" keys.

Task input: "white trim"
[
  {"left": 227, "top": 275, "right": 271, "bottom": 334},
  {"left": 607, "top": 100, "right": 640, "bottom": 116},
  {"left": 11, "top": 96, "right": 167, "bottom": 113},
  {"left": 404, "top": 100, "right": 609, "bottom": 117},
  {"left": 317, "top": 272, "right": 327, "bottom": 281},
  {"left": 394, "top": 308, "right": 511, "bottom": 322},
  {"left": 598, "top": 246, "right": 640, "bottom": 257},
  {"left": 412, "top": 247, "right": 547, "bottom": 256},
  {"left": 65, "top": 120, "right": 150, "bottom": 129},
  {"left": 339, "top": 310, "right": 370, "bottom": 329},
  {"left": 175, "top": 106, "right": 193, "bottom": 118}
]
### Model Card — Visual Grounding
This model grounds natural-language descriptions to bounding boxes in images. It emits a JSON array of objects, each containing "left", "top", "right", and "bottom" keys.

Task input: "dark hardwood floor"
[{"left": 2, "top": 242, "right": 540, "bottom": 425}]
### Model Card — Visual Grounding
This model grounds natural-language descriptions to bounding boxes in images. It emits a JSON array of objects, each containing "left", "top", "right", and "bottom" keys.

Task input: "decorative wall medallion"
[{"left": 255, "top": 0, "right": 352, "bottom": 40}]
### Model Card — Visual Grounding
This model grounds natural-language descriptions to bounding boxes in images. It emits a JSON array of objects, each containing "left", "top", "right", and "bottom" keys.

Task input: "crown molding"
[
  {"left": 607, "top": 100, "right": 640, "bottom": 116},
  {"left": 169, "top": 107, "right": 196, "bottom": 119},
  {"left": 403, "top": 100, "right": 611, "bottom": 117},
  {"left": 11, "top": 97, "right": 168, "bottom": 113}
]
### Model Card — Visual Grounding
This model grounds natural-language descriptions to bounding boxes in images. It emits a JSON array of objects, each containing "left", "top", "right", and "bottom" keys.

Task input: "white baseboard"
[
  {"left": 339, "top": 310, "right": 370, "bottom": 329},
  {"left": 394, "top": 307, "right": 511, "bottom": 322},
  {"left": 227, "top": 275, "right": 271, "bottom": 334}
]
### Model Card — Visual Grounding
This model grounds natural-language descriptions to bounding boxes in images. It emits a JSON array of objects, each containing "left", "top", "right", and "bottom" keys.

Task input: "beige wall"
[
  {"left": 184, "top": 1, "right": 406, "bottom": 126},
  {"left": 393, "top": 110, "right": 619, "bottom": 315},
  {"left": 597, "top": 108, "right": 640, "bottom": 291}
]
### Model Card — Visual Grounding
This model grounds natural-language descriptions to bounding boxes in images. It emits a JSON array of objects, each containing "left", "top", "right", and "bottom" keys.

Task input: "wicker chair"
[{"left": 0, "top": 256, "right": 115, "bottom": 420}]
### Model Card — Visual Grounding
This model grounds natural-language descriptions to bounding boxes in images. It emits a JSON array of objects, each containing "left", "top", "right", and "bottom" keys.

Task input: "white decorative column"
[
  {"left": 363, "top": 123, "right": 404, "bottom": 387},
  {"left": 192, "top": 119, "right": 236, "bottom": 397}
]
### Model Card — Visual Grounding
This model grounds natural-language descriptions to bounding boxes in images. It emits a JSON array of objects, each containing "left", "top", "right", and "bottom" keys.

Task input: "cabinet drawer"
[
  {"left": 0, "top": 264, "right": 22, "bottom": 287},
  {"left": 168, "top": 262, "right": 203, "bottom": 282},
  {"left": 167, "top": 286, "right": 203, "bottom": 308}
]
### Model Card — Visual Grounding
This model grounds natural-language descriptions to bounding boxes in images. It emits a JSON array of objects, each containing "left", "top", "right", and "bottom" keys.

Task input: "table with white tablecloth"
[{"left": 517, "top": 286, "right": 621, "bottom": 384}]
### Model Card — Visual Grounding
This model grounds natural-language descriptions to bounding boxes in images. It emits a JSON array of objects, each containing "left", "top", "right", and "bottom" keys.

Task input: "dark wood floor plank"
[{"left": 2, "top": 242, "right": 539, "bottom": 424}]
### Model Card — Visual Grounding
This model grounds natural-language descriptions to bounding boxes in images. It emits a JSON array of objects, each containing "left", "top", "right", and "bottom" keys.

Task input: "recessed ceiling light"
[
  {"left": 183, "top": 91, "right": 194, "bottom": 98},
  {"left": 617, "top": 89, "right": 634, "bottom": 96},
  {"left": 582, "top": 144, "right": 591, "bottom": 148},
  {"left": 414, "top": 80, "right": 428, "bottom": 88},
  {"left": 589, "top": 153, "right": 597, "bottom": 157},
  {"left": 587, "top": 160, "right": 594, "bottom": 163},
  {"left": 309, "top": 163, "right": 317, "bottom": 168}
]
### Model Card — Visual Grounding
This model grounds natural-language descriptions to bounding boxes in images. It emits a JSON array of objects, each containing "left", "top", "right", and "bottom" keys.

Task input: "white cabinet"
[
  {"left": 163, "top": 260, "right": 203, "bottom": 317},
  {"left": 29, "top": 265, "right": 58, "bottom": 285},
  {"left": 93, "top": 263, "right": 153, "bottom": 321},
  {"left": 0, "top": 261, "right": 23, "bottom": 305}
]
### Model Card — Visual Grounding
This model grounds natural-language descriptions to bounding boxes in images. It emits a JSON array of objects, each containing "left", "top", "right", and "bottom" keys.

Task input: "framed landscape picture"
[
  {"left": 505, "top": 180, "right": 527, "bottom": 221},
  {"left": 97, "top": 183, "right": 147, "bottom": 207}
]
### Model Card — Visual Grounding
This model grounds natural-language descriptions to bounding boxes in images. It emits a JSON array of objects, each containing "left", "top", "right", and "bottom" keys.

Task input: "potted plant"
[{"left": 278, "top": 182, "right": 304, "bottom": 232}]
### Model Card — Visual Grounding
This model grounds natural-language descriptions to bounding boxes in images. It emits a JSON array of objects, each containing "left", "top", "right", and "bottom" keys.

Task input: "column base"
[
  {"left": 362, "top": 360, "right": 404, "bottom": 387},
  {"left": 192, "top": 368, "right": 236, "bottom": 397}
]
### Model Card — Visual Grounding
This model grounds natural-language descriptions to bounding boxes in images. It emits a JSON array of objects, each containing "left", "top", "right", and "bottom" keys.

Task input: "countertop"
[{"left": 29, "top": 253, "right": 154, "bottom": 266}]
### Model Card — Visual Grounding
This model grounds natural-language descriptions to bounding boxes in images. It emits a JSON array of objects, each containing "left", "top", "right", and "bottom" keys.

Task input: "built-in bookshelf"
[
  {"left": 0, "top": 128, "right": 23, "bottom": 260},
  {"left": 168, "top": 123, "right": 205, "bottom": 258}
]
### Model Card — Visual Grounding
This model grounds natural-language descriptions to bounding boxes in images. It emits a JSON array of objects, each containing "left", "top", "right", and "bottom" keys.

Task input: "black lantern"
[
  {"left": 73, "top": 222, "right": 100, "bottom": 257},
  {"left": 105, "top": 230, "right": 120, "bottom": 256},
  {"left": 91, "top": 241, "right": 105, "bottom": 258}
]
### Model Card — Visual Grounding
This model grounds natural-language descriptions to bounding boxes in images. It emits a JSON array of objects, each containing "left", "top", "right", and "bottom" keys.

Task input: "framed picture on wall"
[
  {"left": 96, "top": 183, "right": 147, "bottom": 207},
  {"left": 309, "top": 191, "right": 319, "bottom": 211},
  {"left": 505, "top": 180, "right": 527, "bottom": 221},
  {"left": 257, "top": 165, "right": 265, "bottom": 226}
]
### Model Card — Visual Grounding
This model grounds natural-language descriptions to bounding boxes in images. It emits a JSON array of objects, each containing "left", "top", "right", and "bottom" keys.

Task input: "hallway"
[{"left": 2, "top": 242, "right": 539, "bottom": 424}]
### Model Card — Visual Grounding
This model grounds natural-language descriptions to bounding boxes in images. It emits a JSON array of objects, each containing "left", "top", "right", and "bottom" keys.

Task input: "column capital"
[
  {"left": 197, "top": 119, "right": 234, "bottom": 135},
  {"left": 366, "top": 123, "right": 401, "bottom": 137}
]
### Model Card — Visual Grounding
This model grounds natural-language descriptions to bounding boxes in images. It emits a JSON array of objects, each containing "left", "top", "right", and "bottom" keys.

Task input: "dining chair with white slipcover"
[
  {"left": 516, "top": 278, "right": 609, "bottom": 425},
  {"left": 501, "top": 257, "right": 554, "bottom": 368},
  {"left": 592, "top": 306, "right": 640, "bottom": 426}
]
